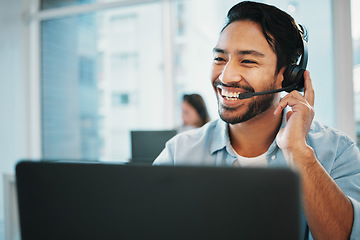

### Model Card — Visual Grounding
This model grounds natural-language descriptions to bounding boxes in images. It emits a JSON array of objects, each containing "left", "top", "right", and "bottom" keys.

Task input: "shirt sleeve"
[
  {"left": 330, "top": 141, "right": 360, "bottom": 239},
  {"left": 152, "top": 140, "right": 174, "bottom": 165}
]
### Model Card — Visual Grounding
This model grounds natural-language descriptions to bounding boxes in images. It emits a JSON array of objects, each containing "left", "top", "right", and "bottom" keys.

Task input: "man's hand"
[{"left": 274, "top": 70, "right": 315, "bottom": 168}]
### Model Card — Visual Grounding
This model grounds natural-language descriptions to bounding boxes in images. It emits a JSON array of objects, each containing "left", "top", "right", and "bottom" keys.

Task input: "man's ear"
[{"left": 276, "top": 66, "right": 287, "bottom": 87}]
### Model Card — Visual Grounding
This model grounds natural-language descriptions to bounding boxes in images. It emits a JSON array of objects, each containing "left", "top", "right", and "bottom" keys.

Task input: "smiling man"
[{"left": 153, "top": 1, "right": 360, "bottom": 239}]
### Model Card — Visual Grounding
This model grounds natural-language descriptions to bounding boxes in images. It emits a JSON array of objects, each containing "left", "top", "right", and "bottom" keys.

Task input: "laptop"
[
  {"left": 16, "top": 161, "right": 301, "bottom": 240},
  {"left": 130, "top": 130, "right": 177, "bottom": 164}
]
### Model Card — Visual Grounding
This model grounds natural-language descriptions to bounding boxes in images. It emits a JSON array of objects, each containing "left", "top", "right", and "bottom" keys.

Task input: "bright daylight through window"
[{"left": 41, "top": 2, "right": 166, "bottom": 161}]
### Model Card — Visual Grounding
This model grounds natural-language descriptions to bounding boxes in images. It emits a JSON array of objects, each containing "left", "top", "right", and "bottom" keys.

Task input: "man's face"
[{"left": 211, "top": 20, "right": 283, "bottom": 124}]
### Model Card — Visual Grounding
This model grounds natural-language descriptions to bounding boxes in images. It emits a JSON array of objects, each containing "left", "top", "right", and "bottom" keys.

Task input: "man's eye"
[
  {"left": 242, "top": 59, "right": 257, "bottom": 64},
  {"left": 214, "top": 57, "right": 226, "bottom": 63}
]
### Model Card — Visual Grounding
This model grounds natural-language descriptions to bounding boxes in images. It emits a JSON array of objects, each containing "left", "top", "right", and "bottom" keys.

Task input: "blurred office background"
[{"left": 0, "top": 0, "right": 359, "bottom": 239}]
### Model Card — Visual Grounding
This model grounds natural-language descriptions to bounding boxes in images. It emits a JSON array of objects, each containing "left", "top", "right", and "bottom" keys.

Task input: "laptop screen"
[
  {"left": 16, "top": 161, "right": 301, "bottom": 240},
  {"left": 130, "top": 130, "right": 177, "bottom": 164}
]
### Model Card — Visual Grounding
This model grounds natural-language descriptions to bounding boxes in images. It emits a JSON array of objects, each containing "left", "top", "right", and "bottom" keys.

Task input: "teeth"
[{"left": 221, "top": 89, "right": 240, "bottom": 100}]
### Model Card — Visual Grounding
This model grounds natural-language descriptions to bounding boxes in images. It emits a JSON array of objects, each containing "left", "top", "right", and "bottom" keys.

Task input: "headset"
[
  {"left": 238, "top": 30, "right": 308, "bottom": 99},
  {"left": 282, "top": 37, "right": 308, "bottom": 92}
]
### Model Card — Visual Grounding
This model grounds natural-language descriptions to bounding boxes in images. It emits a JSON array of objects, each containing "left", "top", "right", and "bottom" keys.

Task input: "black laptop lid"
[{"left": 16, "top": 161, "right": 300, "bottom": 240}]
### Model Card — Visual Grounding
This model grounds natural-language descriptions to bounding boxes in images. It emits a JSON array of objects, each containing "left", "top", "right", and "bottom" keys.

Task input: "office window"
[
  {"left": 40, "top": 0, "right": 335, "bottom": 162},
  {"left": 41, "top": 3, "right": 165, "bottom": 161}
]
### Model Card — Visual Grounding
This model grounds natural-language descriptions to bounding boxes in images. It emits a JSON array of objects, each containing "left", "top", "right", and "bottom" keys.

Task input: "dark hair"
[
  {"left": 222, "top": 1, "right": 307, "bottom": 75},
  {"left": 183, "top": 94, "right": 210, "bottom": 127}
]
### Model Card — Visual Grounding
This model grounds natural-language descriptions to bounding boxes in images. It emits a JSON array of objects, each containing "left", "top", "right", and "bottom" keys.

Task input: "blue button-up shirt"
[{"left": 153, "top": 117, "right": 360, "bottom": 239}]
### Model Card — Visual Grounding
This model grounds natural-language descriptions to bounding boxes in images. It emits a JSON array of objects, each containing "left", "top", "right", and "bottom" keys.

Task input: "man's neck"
[{"left": 229, "top": 106, "right": 283, "bottom": 158}]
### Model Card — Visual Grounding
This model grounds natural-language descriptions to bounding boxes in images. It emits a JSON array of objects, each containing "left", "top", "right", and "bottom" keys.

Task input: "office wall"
[{"left": 0, "top": 0, "right": 29, "bottom": 222}]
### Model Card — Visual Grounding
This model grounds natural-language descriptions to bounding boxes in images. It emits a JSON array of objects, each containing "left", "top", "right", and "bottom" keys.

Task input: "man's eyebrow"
[
  {"left": 213, "top": 47, "right": 226, "bottom": 54},
  {"left": 213, "top": 47, "right": 265, "bottom": 57},
  {"left": 238, "top": 50, "right": 265, "bottom": 57}
]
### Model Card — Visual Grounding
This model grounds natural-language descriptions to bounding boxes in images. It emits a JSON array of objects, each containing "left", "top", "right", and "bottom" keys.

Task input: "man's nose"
[{"left": 219, "top": 60, "right": 243, "bottom": 84}]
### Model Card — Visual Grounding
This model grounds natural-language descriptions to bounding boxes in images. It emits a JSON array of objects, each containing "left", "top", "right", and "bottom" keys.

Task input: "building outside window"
[{"left": 41, "top": 1, "right": 166, "bottom": 161}]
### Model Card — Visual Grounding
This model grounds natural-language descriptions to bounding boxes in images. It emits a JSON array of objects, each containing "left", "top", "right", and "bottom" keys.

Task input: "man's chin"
[
  {"left": 218, "top": 107, "right": 257, "bottom": 124},
  {"left": 219, "top": 112, "right": 256, "bottom": 124}
]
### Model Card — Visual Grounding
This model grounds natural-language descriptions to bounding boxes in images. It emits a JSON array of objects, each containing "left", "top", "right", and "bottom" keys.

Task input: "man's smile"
[
  {"left": 214, "top": 81, "right": 254, "bottom": 104},
  {"left": 219, "top": 88, "right": 242, "bottom": 101}
]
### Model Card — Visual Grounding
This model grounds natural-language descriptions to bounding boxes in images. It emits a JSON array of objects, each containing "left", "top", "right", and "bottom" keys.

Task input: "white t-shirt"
[{"left": 231, "top": 146, "right": 268, "bottom": 167}]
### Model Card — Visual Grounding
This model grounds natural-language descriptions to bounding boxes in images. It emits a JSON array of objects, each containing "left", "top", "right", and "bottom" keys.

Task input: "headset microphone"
[
  {"left": 238, "top": 84, "right": 297, "bottom": 99},
  {"left": 238, "top": 32, "right": 308, "bottom": 100}
]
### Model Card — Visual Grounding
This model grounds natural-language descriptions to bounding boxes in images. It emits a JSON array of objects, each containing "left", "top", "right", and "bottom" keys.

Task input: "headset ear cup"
[
  {"left": 294, "top": 68, "right": 305, "bottom": 91},
  {"left": 282, "top": 65, "right": 305, "bottom": 92},
  {"left": 282, "top": 65, "right": 296, "bottom": 91}
]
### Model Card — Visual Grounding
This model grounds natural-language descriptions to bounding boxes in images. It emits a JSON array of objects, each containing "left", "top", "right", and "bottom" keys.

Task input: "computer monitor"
[
  {"left": 130, "top": 130, "right": 177, "bottom": 164},
  {"left": 16, "top": 161, "right": 301, "bottom": 240}
]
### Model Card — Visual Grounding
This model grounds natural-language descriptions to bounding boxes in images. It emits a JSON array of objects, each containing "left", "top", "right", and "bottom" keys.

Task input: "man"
[{"left": 153, "top": 1, "right": 360, "bottom": 239}]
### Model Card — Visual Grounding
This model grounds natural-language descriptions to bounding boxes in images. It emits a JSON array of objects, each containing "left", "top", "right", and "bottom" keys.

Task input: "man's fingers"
[
  {"left": 303, "top": 70, "right": 315, "bottom": 107},
  {"left": 274, "top": 92, "right": 313, "bottom": 116}
]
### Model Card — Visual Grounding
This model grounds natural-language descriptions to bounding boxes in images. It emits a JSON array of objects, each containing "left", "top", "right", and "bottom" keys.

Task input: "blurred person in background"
[{"left": 178, "top": 93, "right": 210, "bottom": 132}]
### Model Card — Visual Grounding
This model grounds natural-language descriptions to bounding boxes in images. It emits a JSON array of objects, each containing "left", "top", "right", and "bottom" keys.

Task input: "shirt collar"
[
  {"left": 209, "top": 109, "right": 289, "bottom": 156},
  {"left": 209, "top": 119, "right": 229, "bottom": 155}
]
